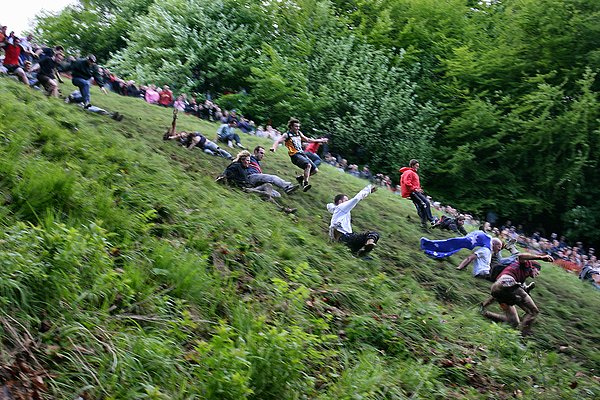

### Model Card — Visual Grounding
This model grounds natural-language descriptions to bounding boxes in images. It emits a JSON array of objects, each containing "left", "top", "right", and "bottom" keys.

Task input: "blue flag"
[{"left": 420, "top": 231, "right": 492, "bottom": 259}]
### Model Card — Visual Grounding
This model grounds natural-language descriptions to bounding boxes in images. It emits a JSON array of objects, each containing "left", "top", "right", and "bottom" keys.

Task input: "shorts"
[
  {"left": 4, "top": 64, "right": 21, "bottom": 74},
  {"left": 37, "top": 74, "right": 56, "bottom": 89},
  {"left": 490, "top": 276, "right": 527, "bottom": 306},
  {"left": 290, "top": 153, "right": 317, "bottom": 172}
]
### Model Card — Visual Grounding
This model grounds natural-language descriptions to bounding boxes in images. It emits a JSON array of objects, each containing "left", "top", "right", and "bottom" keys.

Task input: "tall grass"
[{"left": 0, "top": 78, "right": 598, "bottom": 399}]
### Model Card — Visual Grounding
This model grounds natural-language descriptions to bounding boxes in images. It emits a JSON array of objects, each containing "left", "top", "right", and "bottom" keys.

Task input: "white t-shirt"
[{"left": 472, "top": 247, "right": 492, "bottom": 276}]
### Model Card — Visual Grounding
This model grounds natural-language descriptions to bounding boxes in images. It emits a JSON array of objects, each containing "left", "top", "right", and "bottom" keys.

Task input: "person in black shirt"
[{"left": 33, "top": 51, "right": 64, "bottom": 97}]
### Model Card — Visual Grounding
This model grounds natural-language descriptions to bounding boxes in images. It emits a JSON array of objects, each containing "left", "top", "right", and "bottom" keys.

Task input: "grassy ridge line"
[{"left": 0, "top": 78, "right": 598, "bottom": 399}]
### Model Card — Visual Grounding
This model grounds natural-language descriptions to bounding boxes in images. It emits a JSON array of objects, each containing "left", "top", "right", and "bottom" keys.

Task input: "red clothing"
[
  {"left": 3, "top": 43, "right": 21, "bottom": 66},
  {"left": 399, "top": 167, "right": 421, "bottom": 198},
  {"left": 498, "top": 261, "right": 537, "bottom": 284},
  {"left": 159, "top": 89, "right": 173, "bottom": 106},
  {"left": 305, "top": 142, "right": 321, "bottom": 154}
]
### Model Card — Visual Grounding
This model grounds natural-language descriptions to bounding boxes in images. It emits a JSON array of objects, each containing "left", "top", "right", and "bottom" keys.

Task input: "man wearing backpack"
[{"left": 480, "top": 253, "right": 554, "bottom": 336}]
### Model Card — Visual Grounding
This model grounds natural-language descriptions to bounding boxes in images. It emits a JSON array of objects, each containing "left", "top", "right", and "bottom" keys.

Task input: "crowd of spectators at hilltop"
[{"left": 1, "top": 25, "right": 599, "bottom": 289}]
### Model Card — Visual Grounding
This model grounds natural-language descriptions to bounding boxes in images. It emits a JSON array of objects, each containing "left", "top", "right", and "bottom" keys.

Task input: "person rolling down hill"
[
  {"left": 480, "top": 253, "right": 553, "bottom": 336},
  {"left": 327, "top": 185, "right": 380, "bottom": 258}
]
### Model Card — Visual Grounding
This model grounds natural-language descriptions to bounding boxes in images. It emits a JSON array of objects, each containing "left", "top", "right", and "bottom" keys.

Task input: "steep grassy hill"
[{"left": 0, "top": 78, "right": 599, "bottom": 399}]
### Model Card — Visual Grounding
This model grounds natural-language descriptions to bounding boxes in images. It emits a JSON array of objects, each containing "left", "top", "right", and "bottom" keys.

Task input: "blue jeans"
[{"left": 72, "top": 77, "right": 91, "bottom": 104}]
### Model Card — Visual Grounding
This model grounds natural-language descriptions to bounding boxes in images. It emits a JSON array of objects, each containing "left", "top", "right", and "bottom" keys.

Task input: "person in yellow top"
[{"left": 270, "top": 118, "right": 328, "bottom": 192}]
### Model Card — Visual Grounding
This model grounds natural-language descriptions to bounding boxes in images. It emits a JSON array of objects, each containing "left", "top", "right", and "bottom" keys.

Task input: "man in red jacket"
[{"left": 399, "top": 159, "right": 437, "bottom": 228}]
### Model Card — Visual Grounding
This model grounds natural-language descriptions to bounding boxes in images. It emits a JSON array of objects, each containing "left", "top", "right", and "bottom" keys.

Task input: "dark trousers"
[
  {"left": 339, "top": 231, "right": 380, "bottom": 253},
  {"left": 410, "top": 191, "right": 434, "bottom": 223}
]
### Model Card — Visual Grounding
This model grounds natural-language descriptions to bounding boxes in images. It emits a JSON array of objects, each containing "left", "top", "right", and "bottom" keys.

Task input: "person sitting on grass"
[
  {"left": 217, "top": 119, "right": 245, "bottom": 149},
  {"left": 218, "top": 151, "right": 297, "bottom": 214},
  {"left": 246, "top": 146, "right": 299, "bottom": 196},
  {"left": 432, "top": 215, "right": 468, "bottom": 235},
  {"left": 32, "top": 48, "right": 64, "bottom": 97},
  {"left": 327, "top": 185, "right": 380, "bottom": 258},
  {"left": 1, "top": 35, "right": 30, "bottom": 86}
]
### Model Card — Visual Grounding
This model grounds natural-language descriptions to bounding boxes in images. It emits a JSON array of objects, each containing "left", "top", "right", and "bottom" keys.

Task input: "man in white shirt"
[{"left": 327, "top": 185, "right": 379, "bottom": 257}]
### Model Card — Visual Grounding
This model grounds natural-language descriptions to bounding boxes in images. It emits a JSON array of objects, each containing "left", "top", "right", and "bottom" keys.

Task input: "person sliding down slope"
[{"left": 327, "top": 185, "right": 380, "bottom": 258}]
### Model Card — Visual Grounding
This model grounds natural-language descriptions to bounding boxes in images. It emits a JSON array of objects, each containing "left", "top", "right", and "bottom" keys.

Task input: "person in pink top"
[
  {"left": 399, "top": 159, "right": 437, "bottom": 228},
  {"left": 145, "top": 84, "right": 159, "bottom": 104}
]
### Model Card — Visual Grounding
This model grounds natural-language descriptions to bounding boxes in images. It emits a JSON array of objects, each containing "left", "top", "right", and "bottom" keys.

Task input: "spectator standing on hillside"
[
  {"left": 327, "top": 185, "right": 380, "bottom": 258},
  {"left": 270, "top": 118, "right": 328, "bottom": 192},
  {"left": 217, "top": 119, "right": 245, "bottom": 149},
  {"left": 399, "top": 159, "right": 437, "bottom": 228},
  {"left": 480, "top": 253, "right": 553, "bottom": 336},
  {"left": 64, "top": 55, "right": 107, "bottom": 108}
]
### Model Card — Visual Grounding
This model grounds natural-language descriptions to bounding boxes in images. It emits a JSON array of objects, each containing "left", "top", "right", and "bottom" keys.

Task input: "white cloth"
[
  {"left": 473, "top": 247, "right": 492, "bottom": 277},
  {"left": 327, "top": 185, "right": 372, "bottom": 239}
]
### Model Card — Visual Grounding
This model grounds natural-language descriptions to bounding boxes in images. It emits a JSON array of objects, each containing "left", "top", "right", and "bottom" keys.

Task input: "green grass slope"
[{"left": 0, "top": 78, "right": 599, "bottom": 399}]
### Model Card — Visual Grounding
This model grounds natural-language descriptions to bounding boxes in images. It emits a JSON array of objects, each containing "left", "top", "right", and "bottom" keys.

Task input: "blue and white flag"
[{"left": 420, "top": 230, "right": 492, "bottom": 259}]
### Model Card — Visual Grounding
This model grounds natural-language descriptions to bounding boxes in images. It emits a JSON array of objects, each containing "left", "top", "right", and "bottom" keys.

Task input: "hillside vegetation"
[{"left": 0, "top": 79, "right": 599, "bottom": 399}]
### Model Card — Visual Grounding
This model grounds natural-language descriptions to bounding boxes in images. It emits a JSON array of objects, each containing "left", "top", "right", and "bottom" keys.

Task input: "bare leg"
[
  {"left": 303, "top": 164, "right": 311, "bottom": 183},
  {"left": 517, "top": 294, "right": 539, "bottom": 335},
  {"left": 482, "top": 303, "right": 520, "bottom": 328}
]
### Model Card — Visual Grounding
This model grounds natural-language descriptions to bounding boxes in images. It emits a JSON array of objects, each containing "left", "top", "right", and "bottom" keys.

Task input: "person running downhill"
[
  {"left": 270, "top": 118, "right": 328, "bottom": 192},
  {"left": 480, "top": 253, "right": 553, "bottom": 336}
]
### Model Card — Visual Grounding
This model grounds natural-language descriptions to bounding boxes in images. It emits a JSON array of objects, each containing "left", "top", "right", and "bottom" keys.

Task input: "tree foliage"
[{"left": 33, "top": 0, "right": 600, "bottom": 241}]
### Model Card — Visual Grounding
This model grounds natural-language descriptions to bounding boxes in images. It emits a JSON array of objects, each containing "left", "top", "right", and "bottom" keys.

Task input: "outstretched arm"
[
  {"left": 334, "top": 185, "right": 374, "bottom": 214},
  {"left": 299, "top": 131, "right": 328, "bottom": 143},
  {"left": 457, "top": 254, "right": 476, "bottom": 270},
  {"left": 518, "top": 253, "right": 554, "bottom": 263},
  {"left": 270, "top": 134, "right": 286, "bottom": 152}
]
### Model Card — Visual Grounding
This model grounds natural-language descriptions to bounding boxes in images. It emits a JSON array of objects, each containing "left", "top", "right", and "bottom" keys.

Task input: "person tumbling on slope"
[
  {"left": 327, "top": 185, "right": 380, "bottom": 258},
  {"left": 63, "top": 54, "right": 108, "bottom": 109},
  {"left": 270, "top": 118, "right": 328, "bottom": 192},
  {"left": 480, "top": 253, "right": 553, "bottom": 336},
  {"left": 399, "top": 159, "right": 438, "bottom": 229}
]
